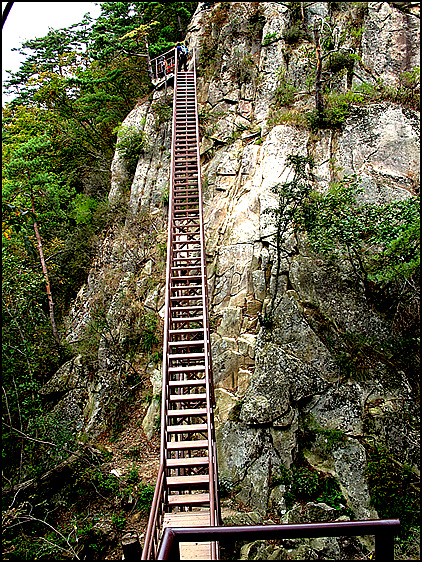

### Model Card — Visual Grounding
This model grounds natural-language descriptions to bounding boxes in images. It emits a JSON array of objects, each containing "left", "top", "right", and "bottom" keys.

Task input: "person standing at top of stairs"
[{"left": 176, "top": 41, "right": 189, "bottom": 72}]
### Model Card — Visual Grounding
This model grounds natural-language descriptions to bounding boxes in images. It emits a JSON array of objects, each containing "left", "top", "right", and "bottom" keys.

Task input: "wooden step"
[
  {"left": 169, "top": 394, "right": 207, "bottom": 402},
  {"left": 167, "top": 408, "right": 207, "bottom": 417},
  {"left": 162, "top": 512, "right": 213, "bottom": 561},
  {"left": 167, "top": 423, "right": 207, "bottom": 433},
  {"left": 168, "top": 365, "right": 205, "bottom": 373},
  {"left": 169, "top": 328, "right": 204, "bottom": 335},
  {"left": 166, "top": 456, "right": 209, "bottom": 468},
  {"left": 170, "top": 295, "right": 202, "bottom": 301},
  {"left": 167, "top": 474, "right": 209, "bottom": 487},
  {"left": 169, "top": 340, "right": 204, "bottom": 347},
  {"left": 170, "top": 306, "right": 203, "bottom": 312},
  {"left": 169, "top": 379, "right": 207, "bottom": 388},
  {"left": 163, "top": 511, "right": 210, "bottom": 526},
  {"left": 167, "top": 493, "right": 210, "bottom": 506},
  {"left": 170, "top": 316, "right": 203, "bottom": 323},
  {"left": 168, "top": 353, "right": 205, "bottom": 360},
  {"left": 167, "top": 440, "right": 208, "bottom": 450}
]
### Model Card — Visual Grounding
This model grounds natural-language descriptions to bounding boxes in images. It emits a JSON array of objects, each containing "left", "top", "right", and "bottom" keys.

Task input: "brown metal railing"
[
  {"left": 150, "top": 48, "right": 176, "bottom": 82},
  {"left": 158, "top": 519, "right": 401, "bottom": 560},
  {"left": 142, "top": 48, "right": 220, "bottom": 560}
]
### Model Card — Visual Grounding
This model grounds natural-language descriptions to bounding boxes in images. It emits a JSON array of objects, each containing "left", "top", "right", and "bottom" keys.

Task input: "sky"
[{"left": 2, "top": 2, "right": 102, "bottom": 104}]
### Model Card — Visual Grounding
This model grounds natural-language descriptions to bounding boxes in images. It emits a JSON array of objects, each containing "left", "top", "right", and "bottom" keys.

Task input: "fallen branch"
[{"left": 2, "top": 442, "right": 103, "bottom": 499}]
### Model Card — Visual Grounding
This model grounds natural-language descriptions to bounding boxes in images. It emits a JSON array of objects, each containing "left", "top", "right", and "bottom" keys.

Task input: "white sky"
[{"left": 2, "top": 2, "right": 102, "bottom": 104}]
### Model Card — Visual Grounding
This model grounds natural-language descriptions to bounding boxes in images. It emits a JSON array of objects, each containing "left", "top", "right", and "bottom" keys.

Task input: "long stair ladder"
[{"left": 142, "top": 51, "right": 220, "bottom": 560}]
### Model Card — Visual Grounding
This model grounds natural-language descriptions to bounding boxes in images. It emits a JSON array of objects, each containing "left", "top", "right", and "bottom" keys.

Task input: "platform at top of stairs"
[{"left": 162, "top": 510, "right": 212, "bottom": 560}]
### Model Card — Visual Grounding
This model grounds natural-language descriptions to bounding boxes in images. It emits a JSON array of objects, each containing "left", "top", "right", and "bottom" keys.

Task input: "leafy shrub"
[
  {"left": 232, "top": 53, "right": 256, "bottom": 83},
  {"left": 115, "top": 125, "right": 145, "bottom": 172},
  {"left": 219, "top": 473, "right": 236, "bottom": 498},
  {"left": 263, "top": 32, "right": 279, "bottom": 46},
  {"left": 138, "top": 483, "right": 155, "bottom": 512},
  {"left": 352, "top": 67, "right": 420, "bottom": 110},
  {"left": 141, "top": 313, "right": 159, "bottom": 351},
  {"left": 127, "top": 464, "right": 140, "bottom": 484},
  {"left": 282, "top": 24, "right": 306, "bottom": 45},
  {"left": 71, "top": 193, "right": 98, "bottom": 225},
  {"left": 305, "top": 90, "right": 367, "bottom": 130},
  {"left": 274, "top": 463, "right": 346, "bottom": 510},
  {"left": 247, "top": 11, "right": 266, "bottom": 38},
  {"left": 111, "top": 513, "right": 126, "bottom": 530},
  {"left": 291, "top": 466, "right": 319, "bottom": 499},
  {"left": 366, "top": 446, "right": 419, "bottom": 535},
  {"left": 327, "top": 51, "right": 355, "bottom": 74},
  {"left": 274, "top": 70, "right": 297, "bottom": 107},
  {"left": 152, "top": 100, "right": 172, "bottom": 127}
]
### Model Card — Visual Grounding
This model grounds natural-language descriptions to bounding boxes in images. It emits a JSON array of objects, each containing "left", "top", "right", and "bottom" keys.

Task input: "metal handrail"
[
  {"left": 192, "top": 49, "right": 220, "bottom": 559},
  {"left": 150, "top": 48, "right": 177, "bottom": 82},
  {"left": 142, "top": 464, "right": 165, "bottom": 560},
  {"left": 158, "top": 519, "right": 401, "bottom": 561}
]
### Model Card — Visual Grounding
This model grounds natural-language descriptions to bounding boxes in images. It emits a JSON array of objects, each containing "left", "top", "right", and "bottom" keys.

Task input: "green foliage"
[
  {"left": 246, "top": 11, "right": 266, "bottom": 39},
  {"left": 326, "top": 51, "right": 355, "bottom": 74},
  {"left": 263, "top": 32, "right": 279, "bottom": 46},
  {"left": 152, "top": 100, "right": 173, "bottom": 127},
  {"left": 274, "top": 69, "right": 297, "bottom": 107},
  {"left": 115, "top": 124, "right": 146, "bottom": 173},
  {"left": 127, "top": 464, "right": 140, "bottom": 484},
  {"left": 292, "top": 466, "right": 320, "bottom": 499},
  {"left": 263, "top": 154, "right": 315, "bottom": 319},
  {"left": 366, "top": 446, "right": 419, "bottom": 535},
  {"left": 231, "top": 53, "right": 256, "bottom": 84},
  {"left": 274, "top": 463, "right": 346, "bottom": 510},
  {"left": 303, "top": 414, "right": 346, "bottom": 448},
  {"left": 111, "top": 513, "right": 126, "bottom": 530},
  {"left": 219, "top": 473, "right": 236, "bottom": 498},
  {"left": 70, "top": 193, "right": 98, "bottom": 225},
  {"left": 2, "top": 5, "right": 199, "bottom": 557},
  {"left": 305, "top": 90, "right": 362, "bottom": 129},
  {"left": 296, "top": 178, "right": 420, "bottom": 291},
  {"left": 141, "top": 313, "right": 159, "bottom": 351},
  {"left": 282, "top": 24, "right": 306, "bottom": 45},
  {"left": 92, "top": 469, "right": 120, "bottom": 496},
  {"left": 351, "top": 67, "right": 420, "bottom": 110},
  {"left": 138, "top": 483, "right": 155, "bottom": 512}
]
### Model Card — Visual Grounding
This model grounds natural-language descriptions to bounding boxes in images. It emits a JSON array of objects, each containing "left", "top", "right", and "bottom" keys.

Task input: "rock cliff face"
[{"left": 46, "top": 2, "right": 419, "bottom": 558}]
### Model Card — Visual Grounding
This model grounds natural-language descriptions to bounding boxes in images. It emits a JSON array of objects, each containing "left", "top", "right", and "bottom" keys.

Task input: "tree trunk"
[
  {"left": 122, "top": 532, "right": 143, "bottom": 559},
  {"left": 314, "top": 23, "right": 324, "bottom": 115},
  {"left": 144, "top": 36, "right": 154, "bottom": 82},
  {"left": 30, "top": 191, "right": 60, "bottom": 346}
]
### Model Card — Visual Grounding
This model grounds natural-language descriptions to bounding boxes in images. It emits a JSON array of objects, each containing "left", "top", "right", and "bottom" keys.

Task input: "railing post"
[
  {"left": 157, "top": 528, "right": 180, "bottom": 561},
  {"left": 375, "top": 530, "right": 395, "bottom": 560}
]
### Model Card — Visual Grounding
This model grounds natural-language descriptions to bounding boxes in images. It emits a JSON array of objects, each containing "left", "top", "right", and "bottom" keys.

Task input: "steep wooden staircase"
[{"left": 142, "top": 50, "right": 220, "bottom": 561}]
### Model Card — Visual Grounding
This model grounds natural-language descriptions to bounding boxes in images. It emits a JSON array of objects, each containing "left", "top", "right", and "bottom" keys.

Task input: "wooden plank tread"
[
  {"left": 167, "top": 493, "right": 210, "bottom": 506},
  {"left": 166, "top": 456, "right": 209, "bottom": 468},
  {"left": 167, "top": 408, "right": 207, "bottom": 417},
  {"left": 169, "top": 379, "right": 206, "bottom": 387},
  {"left": 169, "top": 393, "right": 207, "bottom": 401},
  {"left": 167, "top": 474, "right": 209, "bottom": 487},
  {"left": 169, "top": 340, "right": 204, "bottom": 346},
  {"left": 167, "top": 423, "right": 207, "bottom": 433},
  {"left": 168, "top": 352, "right": 205, "bottom": 359},
  {"left": 168, "top": 365, "right": 205, "bottom": 373},
  {"left": 167, "top": 440, "right": 208, "bottom": 450}
]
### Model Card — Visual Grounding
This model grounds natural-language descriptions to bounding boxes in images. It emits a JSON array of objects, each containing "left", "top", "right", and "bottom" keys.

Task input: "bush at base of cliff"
[{"left": 366, "top": 446, "right": 420, "bottom": 536}]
